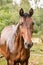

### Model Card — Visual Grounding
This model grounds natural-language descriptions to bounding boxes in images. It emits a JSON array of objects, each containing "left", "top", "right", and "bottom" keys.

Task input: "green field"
[
  {"left": 0, "top": 43, "right": 43, "bottom": 65},
  {"left": 29, "top": 43, "right": 43, "bottom": 65}
]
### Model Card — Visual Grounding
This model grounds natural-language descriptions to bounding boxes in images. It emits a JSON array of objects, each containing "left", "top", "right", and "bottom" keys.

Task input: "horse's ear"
[
  {"left": 29, "top": 8, "right": 34, "bottom": 17},
  {"left": 19, "top": 8, "right": 24, "bottom": 16}
]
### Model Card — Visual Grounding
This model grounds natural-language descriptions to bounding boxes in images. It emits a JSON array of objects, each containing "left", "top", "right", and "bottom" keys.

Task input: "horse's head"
[{"left": 19, "top": 8, "right": 34, "bottom": 49}]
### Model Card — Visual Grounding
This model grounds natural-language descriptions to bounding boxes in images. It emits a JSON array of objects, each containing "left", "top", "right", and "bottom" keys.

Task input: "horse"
[{"left": 0, "top": 8, "right": 34, "bottom": 65}]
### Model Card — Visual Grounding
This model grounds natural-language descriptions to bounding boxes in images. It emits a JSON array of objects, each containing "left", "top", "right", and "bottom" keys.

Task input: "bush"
[{"left": 0, "top": 1, "right": 43, "bottom": 37}]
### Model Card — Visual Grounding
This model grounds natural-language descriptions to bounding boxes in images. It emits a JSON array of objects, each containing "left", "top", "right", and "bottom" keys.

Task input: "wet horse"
[{"left": 0, "top": 8, "right": 34, "bottom": 65}]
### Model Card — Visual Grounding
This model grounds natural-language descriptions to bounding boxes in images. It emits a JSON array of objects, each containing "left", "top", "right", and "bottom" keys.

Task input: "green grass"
[
  {"left": 30, "top": 43, "right": 43, "bottom": 54},
  {"left": 0, "top": 58, "right": 7, "bottom": 65},
  {"left": 29, "top": 43, "right": 43, "bottom": 65},
  {"left": 29, "top": 54, "right": 43, "bottom": 65}
]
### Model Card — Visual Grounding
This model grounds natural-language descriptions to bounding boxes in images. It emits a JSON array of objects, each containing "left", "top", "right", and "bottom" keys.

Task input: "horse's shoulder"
[{"left": 1, "top": 25, "right": 14, "bottom": 34}]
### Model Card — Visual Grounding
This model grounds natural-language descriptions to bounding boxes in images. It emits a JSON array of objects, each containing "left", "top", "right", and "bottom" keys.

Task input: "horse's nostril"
[
  {"left": 32, "top": 22, "right": 34, "bottom": 25},
  {"left": 24, "top": 42, "right": 33, "bottom": 49},
  {"left": 28, "top": 43, "right": 33, "bottom": 48},
  {"left": 28, "top": 44, "right": 30, "bottom": 47}
]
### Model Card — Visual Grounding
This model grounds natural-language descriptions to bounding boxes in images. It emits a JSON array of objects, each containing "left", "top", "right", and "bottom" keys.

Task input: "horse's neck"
[
  {"left": 13, "top": 28, "right": 22, "bottom": 51},
  {"left": 16, "top": 32, "right": 24, "bottom": 51}
]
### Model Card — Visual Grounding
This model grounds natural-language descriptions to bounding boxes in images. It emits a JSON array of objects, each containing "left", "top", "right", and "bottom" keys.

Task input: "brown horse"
[{"left": 0, "top": 8, "right": 34, "bottom": 65}]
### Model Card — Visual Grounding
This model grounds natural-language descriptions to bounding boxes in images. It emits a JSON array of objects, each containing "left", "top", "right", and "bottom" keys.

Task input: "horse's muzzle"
[
  {"left": 24, "top": 42, "right": 33, "bottom": 49},
  {"left": 28, "top": 42, "right": 33, "bottom": 48}
]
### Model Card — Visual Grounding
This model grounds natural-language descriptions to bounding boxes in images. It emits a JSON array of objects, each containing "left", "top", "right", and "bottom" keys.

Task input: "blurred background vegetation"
[
  {"left": 0, "top": 0, "right": 43, "bottom": 39},
  {"left": 0, "top": 0, "right": 43, "bottom": 65}
]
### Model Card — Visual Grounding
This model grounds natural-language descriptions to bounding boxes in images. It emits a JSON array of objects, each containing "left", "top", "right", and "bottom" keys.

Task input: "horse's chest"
[
  {"left": 20, "top": 48, "right": 30, "bottom": 60},
  {"left": 10, "top": 48, "right": 30, "bottom": 61}
]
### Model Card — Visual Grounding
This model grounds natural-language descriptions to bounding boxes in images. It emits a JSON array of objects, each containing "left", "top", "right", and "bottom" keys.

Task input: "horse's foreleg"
[
  {"left": 7, "top": 60, "right": 19, "bottom": 65},
  {"left": 21, "top": 60, "right": 28, "bottom": 65},
  {"left": 7, "top": 60, "right": 14, "bottom": 65},
  {"left": 15, "top": 63, "right": 19, "bottom": 65},
  {"left": 7, "top": 60, "right": 9, "bottom": 65}
]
